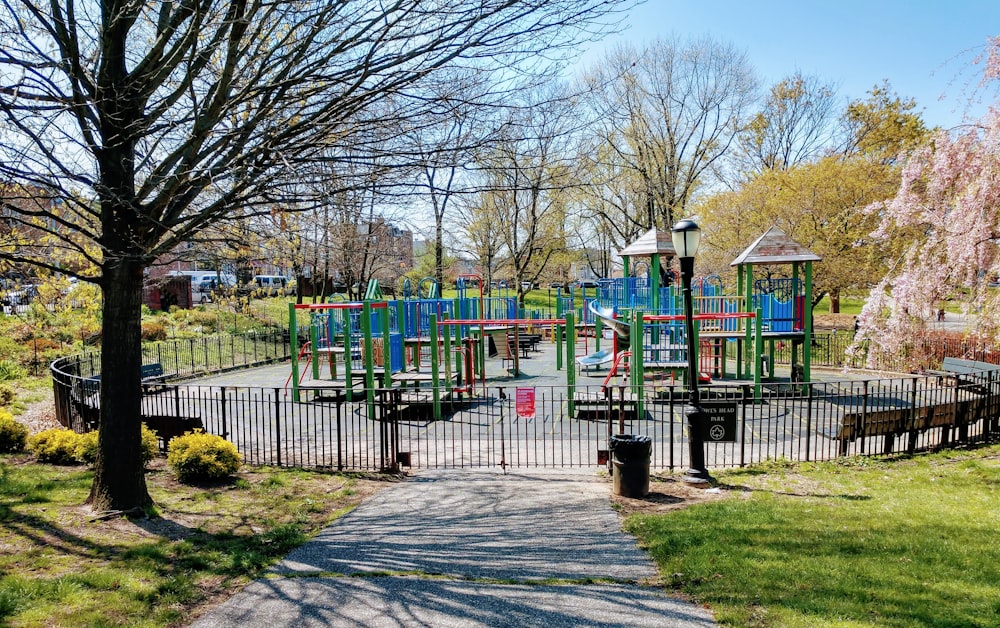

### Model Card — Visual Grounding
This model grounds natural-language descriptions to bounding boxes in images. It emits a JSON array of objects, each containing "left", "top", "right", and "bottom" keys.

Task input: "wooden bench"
[{"left": 837, "top": 391, "right": 997, "bottom": 456}]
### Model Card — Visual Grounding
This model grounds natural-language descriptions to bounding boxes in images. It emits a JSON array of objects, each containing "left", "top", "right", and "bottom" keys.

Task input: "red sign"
[{"left": 515, "top": 387, "right": 536, "bottom": 418}]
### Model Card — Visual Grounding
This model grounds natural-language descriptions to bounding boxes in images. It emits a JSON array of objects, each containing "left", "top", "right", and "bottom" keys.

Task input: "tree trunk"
[
  {"left": 829, "top": 290, "right": 840, "bottom": 314},
  {"left": 87, "top": 258, "right": 153, "bottom": 513}
]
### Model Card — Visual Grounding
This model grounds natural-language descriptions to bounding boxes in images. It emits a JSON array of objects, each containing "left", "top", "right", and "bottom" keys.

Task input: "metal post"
[{"left": 680, "top": 255, "right": 711, "bottom": 485}]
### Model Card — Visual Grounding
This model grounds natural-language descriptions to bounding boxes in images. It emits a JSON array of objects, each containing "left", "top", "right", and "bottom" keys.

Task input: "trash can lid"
[{"left": 610, "top": 434, "right": 651, "bottom": 444}]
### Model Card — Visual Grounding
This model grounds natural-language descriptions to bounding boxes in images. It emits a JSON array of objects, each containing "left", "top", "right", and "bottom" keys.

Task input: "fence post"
[
  {"left": 336, "top": 398, "right": 343, "bottom": 471},
  {"left": 908, "top": 377, "right": 919, "bottom": 454},
  {"left": 740, "top": 384, "right": 750, "bottom": 467},
  {"left": 273, "top": 388, "right": 282, "bottom": 467},
  {"left": 220, "top": 386, "right": 229, "bottom": 439},
  {"left": 805, "top": 382, "right": 813, "bottom": 462}
]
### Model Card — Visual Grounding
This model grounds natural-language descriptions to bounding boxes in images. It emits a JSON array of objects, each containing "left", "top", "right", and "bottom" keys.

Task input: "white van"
[{"left": 253, "top": 275, "right": 288, "bottom": 296}]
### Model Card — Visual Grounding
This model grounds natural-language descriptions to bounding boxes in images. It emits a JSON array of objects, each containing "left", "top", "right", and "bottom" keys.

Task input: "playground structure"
[
  {"left": 585, "top": 225, "right": 820, "bottom": 386},
  {"left": 286, "top": 275, "right": 584, "bottom": 419},
  {"left": 284, "top": 226, "right": 821, "bottom": 420}
]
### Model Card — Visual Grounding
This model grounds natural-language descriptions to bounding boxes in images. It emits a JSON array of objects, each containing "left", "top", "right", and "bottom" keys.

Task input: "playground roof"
[
  {"left": 618, "top": 228, "right": 675, "bottom": 258},
  {"left": 730, "top": 226, "right": 822, "bottom": 266}
]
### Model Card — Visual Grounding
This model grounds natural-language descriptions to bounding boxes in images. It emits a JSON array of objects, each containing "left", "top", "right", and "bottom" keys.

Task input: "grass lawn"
[
  {"left": 627, "top": 446, "right": 1000, "bottom": 627},
  {"left": 0, "top": 457, "right": 394, "bottom": 627}
]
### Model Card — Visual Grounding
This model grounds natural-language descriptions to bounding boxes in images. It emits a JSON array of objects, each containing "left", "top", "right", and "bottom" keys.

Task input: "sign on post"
[
  {"left": 700, "top": 402, "right": 738, "bottom": 443},
  {"left": 516, "top": 387, "right": 536, "bottom": 419}
]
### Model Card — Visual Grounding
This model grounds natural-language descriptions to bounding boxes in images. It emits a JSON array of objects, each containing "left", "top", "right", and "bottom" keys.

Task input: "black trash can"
[{"left": 610, "top": 434, "right": 651, "bottom": 498}]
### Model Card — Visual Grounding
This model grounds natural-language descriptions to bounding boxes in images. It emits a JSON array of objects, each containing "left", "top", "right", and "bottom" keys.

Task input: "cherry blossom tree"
[{"left": 851, "top": 37, "right": 1000, "bottom": 369}]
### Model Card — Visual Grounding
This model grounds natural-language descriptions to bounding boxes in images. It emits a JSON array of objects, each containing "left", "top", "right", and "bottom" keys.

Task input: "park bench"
[
  {"left": 926, "top": 357, "right": 1000, "bottom": 394},
  {"left": 140, "top": 363, "right": 169, "bottom": 392},
  {"left": 837, "top": 387, "right": 997, "bottom": 456}
]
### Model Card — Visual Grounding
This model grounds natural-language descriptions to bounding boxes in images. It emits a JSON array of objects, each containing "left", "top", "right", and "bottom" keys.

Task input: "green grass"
[
  {"left": 0, "top": 458, "right": 389, "bottom": 627},
  {"left": 627, "top": 446, "right": 1000, "bottom": 627},
  {"left": 815, "top": 295, "right": 865, "bottom": 315}
]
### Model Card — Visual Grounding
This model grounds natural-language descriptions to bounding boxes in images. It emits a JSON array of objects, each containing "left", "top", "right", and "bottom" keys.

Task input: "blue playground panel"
[{"left": 753, "top": 278, "right": 803, "bottom": 332}]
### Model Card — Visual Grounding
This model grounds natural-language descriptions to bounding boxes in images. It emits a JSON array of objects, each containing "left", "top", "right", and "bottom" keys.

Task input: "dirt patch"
[
  {"left": 12, "top": 387, "right": 62, "bottom": 434},
  {"left": 609, "top": 474, "right": 731, "bottom": 516},
  {"left": 814, "top": 313, "right": 857, "bottom": 331}
]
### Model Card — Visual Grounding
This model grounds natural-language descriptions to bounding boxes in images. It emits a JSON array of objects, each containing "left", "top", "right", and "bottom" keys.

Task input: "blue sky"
[{"left": 576, "top": 0, "right": 1000, "bottom": 130}]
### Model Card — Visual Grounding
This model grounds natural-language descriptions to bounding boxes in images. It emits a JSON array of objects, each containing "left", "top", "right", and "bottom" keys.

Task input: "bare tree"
[
  {"left": 0, "top": 0, "right": 630, "bottom": 512},
  {"left": 469, "top": 86, "right": 576, "bottom": 303},
  {"left": 580, "top": 36, "right": 758, "bottom": 232},
  {"left": 733, "top": 72, "right": 840, "bottom": 177}
]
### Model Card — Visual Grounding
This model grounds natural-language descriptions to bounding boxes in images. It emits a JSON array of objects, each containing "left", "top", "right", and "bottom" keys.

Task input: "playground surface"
[{"left": 188, "top": 468, "right": 718, "bottom": 628}]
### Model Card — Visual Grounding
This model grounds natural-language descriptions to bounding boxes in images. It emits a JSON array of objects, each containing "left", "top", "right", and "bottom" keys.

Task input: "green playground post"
[
  {"left": 754, "top": 307, "right": 764, "bottom": 400},
  {"left": 744, "top": 264, "right": 754, "bottom": 377},
  {"left": 442, "top": 313, "right": 453, "bottom": 388},
  {"left": 555, "top": 319, "right": 563, "bottom": 370},
  {"left": 803, "top": 260, "right": 814, "bottom": 389},
  {"left": 650, "top": 253, "right": 661, "bottom": 345},
  {"left": 430, "top": 313, "right": 441, "bottom": 420},
  {"left": 631, "top": 309, "right": 644, "bottom": 419},
  {"left": 381, "top": 304, "right": 391, "bottom": 388},
  {"left": 289, "top": 302, "right": 300, "bottom": 402},
  {"left": 361, "top": 301, "right": 375, "bottom": 415},
  {"left": 310, "top": 323, "right": 320, "bottom": 382},
  {"left": 565, "top": 311, "right": 576, "bottom": 416},
  {"left": 343, "top": 323, "right": 354, "bottom": 402}
]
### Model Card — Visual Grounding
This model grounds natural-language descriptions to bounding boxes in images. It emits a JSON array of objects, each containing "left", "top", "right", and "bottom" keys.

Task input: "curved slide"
[{"left": 587, "top": 301, "right": 630, "bottom": 340}]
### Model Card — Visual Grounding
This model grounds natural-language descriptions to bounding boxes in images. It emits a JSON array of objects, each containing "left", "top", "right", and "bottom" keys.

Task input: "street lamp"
[{"left": 671, "top": 218, "right": 712, "bottom": 485}]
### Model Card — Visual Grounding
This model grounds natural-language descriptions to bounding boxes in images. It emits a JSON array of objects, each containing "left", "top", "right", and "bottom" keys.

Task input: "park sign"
[{"left": 700, "top": 402, "right": 738, "bottom": 443}]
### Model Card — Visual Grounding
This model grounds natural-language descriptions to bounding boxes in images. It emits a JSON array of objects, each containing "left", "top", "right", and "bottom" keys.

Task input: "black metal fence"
[
  {"left": 773, "top": 330, "right": 1000, "bottom": 372},
  {"left": 51, "top": 330, "right": 290, "bottom": 431},
  {"left": 50, "top": 368, "right": 1000, "bottom": 473}
]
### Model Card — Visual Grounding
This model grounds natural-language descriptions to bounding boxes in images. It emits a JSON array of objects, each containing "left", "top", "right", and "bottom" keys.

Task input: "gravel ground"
[{"left": 15, "top": 389, "right": 62, "bottom": 434}]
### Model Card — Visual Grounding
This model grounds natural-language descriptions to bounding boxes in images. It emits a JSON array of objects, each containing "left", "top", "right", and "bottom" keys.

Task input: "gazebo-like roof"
[
  {"left": 730, "top": 226, "right": 822, "bottom": 266},
  {"left": 618, "top": 228, "right": 675, "bottom": 258}
]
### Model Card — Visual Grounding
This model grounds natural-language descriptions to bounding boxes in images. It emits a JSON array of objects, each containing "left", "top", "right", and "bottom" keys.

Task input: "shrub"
[
  {"left": 187, "top": 310, "right": 218, "bottom": 331},
  {"left": 0, "top": 360, "right": 26, "bottom": 382},
  {"left": 140, "top": 321, "right": 167, "bottom": 342},
  {"left": 76, "top": 430, "right": 98, "bottom": 463},
  {"left": 29, "top": 338, "right": 60, "bottom": 352},
  {"left": 167, "top": 430, "right": 241, "bottom": 482},
  {"left": 0, "top": 410, "right": 28, "bottom": 453},
  {"left": 76, "top": 424, "right": 160, "bottom": 466},
  {"left": 27, "top": 428, "right": 83, "bottom": 464},
  {"left": 0, "top": 384, "right": 14, "bottom": 407}
]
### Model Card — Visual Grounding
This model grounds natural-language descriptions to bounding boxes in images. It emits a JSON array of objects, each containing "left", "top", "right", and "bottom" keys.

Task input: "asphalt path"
[{"left": 189, "top": 469, "right": 717, "bottom": 627}]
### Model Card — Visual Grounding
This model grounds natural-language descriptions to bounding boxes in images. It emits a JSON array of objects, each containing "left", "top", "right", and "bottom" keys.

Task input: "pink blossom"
[{"left": 851, "top": 100, "right": 1000, "bottom": 366}]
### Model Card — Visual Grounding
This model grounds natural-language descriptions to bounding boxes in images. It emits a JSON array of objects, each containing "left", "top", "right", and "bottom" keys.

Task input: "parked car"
[
  {"left": 197, "top": 274, "right": 235, "bottom": 294},
  {"left": 572, "top": 279, "right": 599, "bottom": 289},
  {"left": 520, "top": 281, "right": 534, "bottom": 291},
  {"left": 253, "top": 275, "right": 288, "bottom": 296},
  {"left": 549, "top": 282, "right": 564, "bottom": 289}
]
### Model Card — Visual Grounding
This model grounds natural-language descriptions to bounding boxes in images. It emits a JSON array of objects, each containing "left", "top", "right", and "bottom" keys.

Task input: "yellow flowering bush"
[
  {"left": 167, "top": 430, "right": 241, "bottom": 483},
  {"left": 0, "top": 409, "right": 28, "bottom": 453},
  {"left": 27, "top": 428, "right": 82, "bottom": 464}
]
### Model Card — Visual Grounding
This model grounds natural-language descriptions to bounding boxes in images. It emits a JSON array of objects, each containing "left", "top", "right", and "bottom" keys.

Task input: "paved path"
[{"left": 189, "top": 469, "right": 717, "bottom": 627}]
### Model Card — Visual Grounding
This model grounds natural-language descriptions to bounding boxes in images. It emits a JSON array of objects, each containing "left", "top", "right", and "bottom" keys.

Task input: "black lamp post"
[{"left": 671, "top": 218, "right": 712, "bottom": 485}]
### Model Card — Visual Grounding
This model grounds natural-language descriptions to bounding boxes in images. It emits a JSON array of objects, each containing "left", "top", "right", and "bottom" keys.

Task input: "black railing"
[
  {"left": 51, "top": 378, "right": 1000, "bottom": 472},
  {"left": 50, "top": 333, "right": 1000, "bottom": 472},
  {"left": 51, "top": 330, "right": 291, "bottom": 431}
]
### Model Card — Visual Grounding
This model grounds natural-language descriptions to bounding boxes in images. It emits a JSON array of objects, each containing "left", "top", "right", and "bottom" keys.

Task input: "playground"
[
  {"left": 49, "top": 225, "right": 1000, "bottom": 474},
  {"left": 277, "top": 226, "right": 823, "bottom": 420}
]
